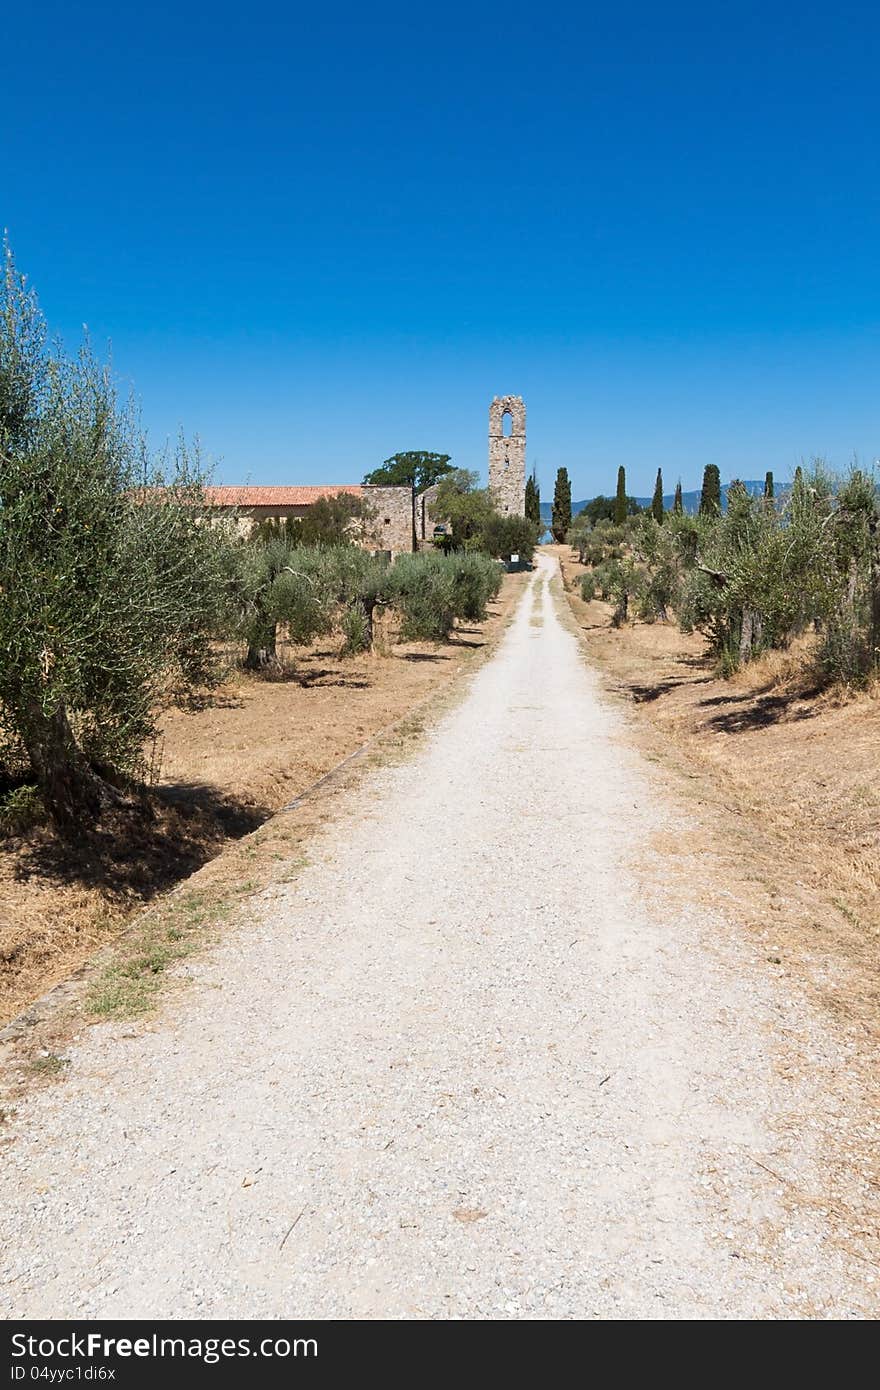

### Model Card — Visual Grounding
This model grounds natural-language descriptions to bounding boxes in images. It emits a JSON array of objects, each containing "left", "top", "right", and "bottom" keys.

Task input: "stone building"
[
  {"left": 202, "top": 483, "right": 415, "bottom": 556},
  {"left": 488, "top": 395, "right": 526, "bottom": 517},
  {"left": 363, "top": 485, "right": 418, "bottom": 555},
  {"left": 202, "top": 394, "right": 526, "bottom": 551}
]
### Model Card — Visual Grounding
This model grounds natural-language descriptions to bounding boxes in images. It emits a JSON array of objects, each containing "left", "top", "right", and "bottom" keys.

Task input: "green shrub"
[
  {"left": 479, "top": 513, "right": 540, "bottom": 564},
  {"left": 567, "top": 517, "right": 625, "bottom": 566},
  {"left": 448, "top": 550, "right": 502, "bottom": 618}
]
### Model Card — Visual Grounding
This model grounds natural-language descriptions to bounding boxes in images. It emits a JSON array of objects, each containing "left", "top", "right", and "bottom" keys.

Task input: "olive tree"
[
  {"left": 821, "top": 467, "right": 880, "bottom": 681},
  {"left": 387, "top": 551, "right": 501, "bottom": 641},
  {"left": 0, "top": 246, "right": 237, "bottom": 834},
  {"left": 238, "top": 533, "right": 345, "bottom": 669}
]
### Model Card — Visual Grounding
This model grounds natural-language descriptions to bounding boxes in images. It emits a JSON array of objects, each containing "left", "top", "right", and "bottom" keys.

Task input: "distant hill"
[{"left": 540, "top": 479, "right": 766, "bottom": 522}]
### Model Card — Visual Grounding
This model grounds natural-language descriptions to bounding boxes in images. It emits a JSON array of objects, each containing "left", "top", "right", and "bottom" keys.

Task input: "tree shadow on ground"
[
  {"left": 698, "top": 693, "right": 753, "bottom": 707},
  {"left": 12, "top": 781, "right": 268, "bottom": 901},
  {"left": 248, "top": 665, "right": 370, "bottom": 689},
  {"left": 289, "top": 668, "right": 371, "bottom": 690},
  {"left": 625, "top": 676, "right": 714, "bottom": 703},
  {"left": 703, "top": 691, "right": 821, "bottom": 734}
]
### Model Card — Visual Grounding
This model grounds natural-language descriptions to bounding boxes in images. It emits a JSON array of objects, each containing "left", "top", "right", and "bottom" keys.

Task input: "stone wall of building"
[
  {"left": 415, "top": 482, "right": 447, "bottom": 545},
  {"left": 363, "top": 485, "right": 414, "bottom": 555},
  {"left": 488, "top": 395, "right": 526, "bottom": 517}
]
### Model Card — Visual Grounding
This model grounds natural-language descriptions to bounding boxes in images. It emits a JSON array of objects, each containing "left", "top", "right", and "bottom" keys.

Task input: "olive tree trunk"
[
  {"left": 245, "top": 620, "right": 279, "bottom": 670},
  {"left": 739, "top": 606, "right": 755, "bottom": 664},
  {"left": 23, "top": 699, "right": 120, "bottom": 836}
]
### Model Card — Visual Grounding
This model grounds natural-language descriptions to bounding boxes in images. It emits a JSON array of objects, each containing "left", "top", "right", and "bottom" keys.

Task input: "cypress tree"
[
  {"left": 673, "top": 480, "right": 683, "bottom": 515},
  {"left": 525, "top": 468, "right": 541, "bottom": 529},
  {"left": 764, "top": 470, "right": 774, "bottom": 500},
  {"left": 699, "top": 464, "right": 722, "bottom": 517},
  {"left": 550, "top": 467, "right": 572, "bottom": 542},
  {"left": 651, "top": 467, "right": 664, "bottom": 524},
  {"left": 791, "top": 464, "right": 808, "bottom": 520},
  {"left": 614, "top": 465, "right": 627, "bottom": 525}
]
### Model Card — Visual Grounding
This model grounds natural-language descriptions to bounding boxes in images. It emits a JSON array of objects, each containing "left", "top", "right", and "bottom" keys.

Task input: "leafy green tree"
[
  {"left": 428, "top": 469, "right": 494, "bottom": 548},
  {"left": 614, "top": 466, "right": 627, "bottom": 525},
  {"left": 362, "top": 451, "right": 453, "bottom": 494},
  {"left": 551, "top": 467, "right": 572, "bottom": 542},
  {"left": 582, "top": 494, "right": 612, "bottom": 524},
  {"left": 673, "top": 480, "right": 684, "bottom": 515},
  {"left": 0, "top": 246, "right": 237, "bottom": 835},
  {"left": 651, "top": 468, "right": 664, "bottom": 524},
  {"left": 582, "top": 493, "right": 641, "bottom": 525},
  {"left": 525, "top": 468, "right": 541, "bottom": 529},
  {"left": 764, "top": 470, "right": 774, "bottom": 501},
  {"left": 699, "top": 464, "right": 722, "bottom": 516},
  {"left": 579, "top": 572, "right": 597, "bottom": 602}
]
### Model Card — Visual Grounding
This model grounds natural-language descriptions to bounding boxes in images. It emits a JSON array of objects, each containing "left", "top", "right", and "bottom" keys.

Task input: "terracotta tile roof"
[{"left": 203, "top": 485, "right": 363, "bottom": 508}]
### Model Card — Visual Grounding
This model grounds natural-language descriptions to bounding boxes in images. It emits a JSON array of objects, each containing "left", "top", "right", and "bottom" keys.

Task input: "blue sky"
[{"left": 4, "top": 1, "right": 878, "bottom": 499}]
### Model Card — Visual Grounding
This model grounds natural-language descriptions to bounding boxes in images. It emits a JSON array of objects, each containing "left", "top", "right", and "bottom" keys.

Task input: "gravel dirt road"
[{"left": 1, "top": 556, "right": 875, "bottom": 1319}]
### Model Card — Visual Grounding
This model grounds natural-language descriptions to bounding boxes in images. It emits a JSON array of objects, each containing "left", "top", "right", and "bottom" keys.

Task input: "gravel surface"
[{"left": 1, "top": 556, "right": 875, "bottom": 1319}]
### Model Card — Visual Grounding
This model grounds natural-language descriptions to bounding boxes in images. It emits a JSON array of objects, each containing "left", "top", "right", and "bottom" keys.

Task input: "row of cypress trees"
[{"left": 554, "top": 462, "right": 779, "bottom": 535}]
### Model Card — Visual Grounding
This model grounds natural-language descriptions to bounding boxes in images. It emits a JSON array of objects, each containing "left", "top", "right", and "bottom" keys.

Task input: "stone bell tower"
[{"left": 488, "top": 395, "right": 526, "bottom": 516}]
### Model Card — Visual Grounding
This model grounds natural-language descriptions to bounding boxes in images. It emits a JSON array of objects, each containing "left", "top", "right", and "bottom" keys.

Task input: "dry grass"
[
  {"left": 549, "top": 543, "right": 880, "bottom": 1035},
  {"left": 0, "top": 572, "right": 527, "bottom": 1028}
]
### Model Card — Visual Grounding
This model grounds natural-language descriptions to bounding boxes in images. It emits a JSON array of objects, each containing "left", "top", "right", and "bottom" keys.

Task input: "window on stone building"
[{"left": 502, "top": 409, "right": 513, "bottom": 437}]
